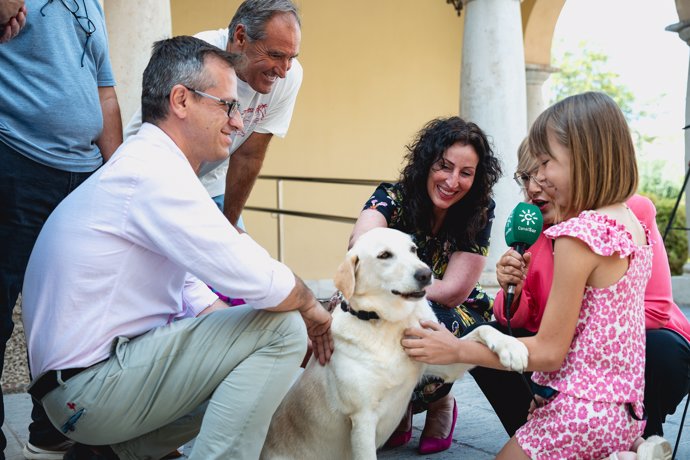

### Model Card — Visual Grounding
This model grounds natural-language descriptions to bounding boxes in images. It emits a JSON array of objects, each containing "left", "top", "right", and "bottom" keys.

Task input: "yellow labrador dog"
[{"left": 260, "top": 227, "right": 528, "bottom": 460}]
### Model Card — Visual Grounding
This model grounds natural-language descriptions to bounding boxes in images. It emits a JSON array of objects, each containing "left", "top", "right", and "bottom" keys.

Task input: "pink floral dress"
[{"left": 515, "top": 210, "right": 652, "bottom": 459}]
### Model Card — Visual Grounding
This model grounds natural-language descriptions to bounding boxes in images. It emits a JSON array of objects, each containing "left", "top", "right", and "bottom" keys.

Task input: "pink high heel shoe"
[
  {"left": 418, "top": 398, "right": 457, "bottom": 454},
  {"left": 384, "top": 403, "right": 413, "bottom": 448}
]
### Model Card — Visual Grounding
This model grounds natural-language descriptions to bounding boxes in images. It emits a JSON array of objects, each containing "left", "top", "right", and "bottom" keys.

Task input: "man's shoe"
[
  {"left": 22, "top": 440, "right": 74, "bottom": 460},
  {"left": 62, "top": 443, "right": 119, "bottom": 460}
]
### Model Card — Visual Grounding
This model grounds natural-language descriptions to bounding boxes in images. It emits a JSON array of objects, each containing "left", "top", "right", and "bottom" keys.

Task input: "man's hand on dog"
[
  {"left": 402, "top": 320, "right": 460, "bottom": 365},
  {"left": 299, "top": 300, "right": 334, "bottom": 365}
]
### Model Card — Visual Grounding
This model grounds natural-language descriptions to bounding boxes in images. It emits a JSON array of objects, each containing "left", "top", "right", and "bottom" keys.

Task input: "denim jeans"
[{"left": 0, "top": 141, "right": 93, "bottom": 456}]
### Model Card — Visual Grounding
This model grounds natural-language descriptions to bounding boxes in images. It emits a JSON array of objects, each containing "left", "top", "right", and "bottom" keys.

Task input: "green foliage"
[
  {"left": 639, "top": 160, "right": 683, "bottom": 199},
  {"left": 646, "top": 193, "right": 688, "bottom": 275},
  {"left": 547, "top": 42, "right": 688, "bottom": 273},
  {"left": 550, "top": 43, "right": 637, "bottom": 117},
  {"left": 548, "top": 41, "right": 654, "bottom": 149}
]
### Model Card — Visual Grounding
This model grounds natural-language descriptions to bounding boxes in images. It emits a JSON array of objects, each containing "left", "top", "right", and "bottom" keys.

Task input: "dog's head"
[{"left": 334, "top": 227, "right": 433, "bottom": 321}]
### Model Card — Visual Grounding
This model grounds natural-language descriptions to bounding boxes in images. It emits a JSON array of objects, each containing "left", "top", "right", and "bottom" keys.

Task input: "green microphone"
[
  {"left": 503, "top": 201, "right": 543, "bottom": 299},
  {"left": 504, "top": 201, "right": 543, "bottom": 256},
  {"left": 503, "top": 202, "right": 544, "bottom": 401}
]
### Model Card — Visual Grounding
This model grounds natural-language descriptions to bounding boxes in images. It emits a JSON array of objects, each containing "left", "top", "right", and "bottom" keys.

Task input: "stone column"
[
  {"left": 460, "top": 0, "right": 527, "bottom": 277},
  {"left": 525, "top": 63, "right": 557, "bottom": 128},
  {"left": 667, "top": 18, "right": 690, "bottom": 303},
  {"left": 104, "top": 1, "right": 172, "bottom": 126}
]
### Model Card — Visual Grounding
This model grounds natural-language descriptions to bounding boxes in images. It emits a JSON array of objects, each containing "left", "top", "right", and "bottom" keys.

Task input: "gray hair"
[
  {"left": 142, "top": 36, "right": 238, "bottom": 124},
  {"left": 228, "top": 0, "right": 301, "bottom": 43}
]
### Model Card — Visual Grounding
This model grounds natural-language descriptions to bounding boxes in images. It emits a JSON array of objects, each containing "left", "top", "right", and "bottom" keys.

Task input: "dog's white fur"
[{"left": 260, "top": 227, "right": 528, "bottom": 460}]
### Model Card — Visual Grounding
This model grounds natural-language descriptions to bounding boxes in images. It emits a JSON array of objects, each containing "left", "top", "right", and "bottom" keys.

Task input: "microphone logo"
[
  {"left": 504, "top": 202, "right": 543, "bottom": 251},
  {"left": 519, "top": 208, "right": 539, "bottom": 226}
]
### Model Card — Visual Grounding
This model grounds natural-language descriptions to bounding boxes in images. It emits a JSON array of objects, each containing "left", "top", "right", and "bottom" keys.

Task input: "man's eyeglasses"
[
  {"left": 40, "top": 0, "right": 96, "bottom": 67},
  {"left": 513, "top": 172, "right": 545, "bottom": 190},
  {"left": 185, "top": 87, "right": 241, "bottom": 119}
]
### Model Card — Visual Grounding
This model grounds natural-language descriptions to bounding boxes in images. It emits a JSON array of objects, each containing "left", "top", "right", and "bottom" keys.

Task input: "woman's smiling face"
[{"left": 426, "top": 142, "right": 479, "bottom": 220}]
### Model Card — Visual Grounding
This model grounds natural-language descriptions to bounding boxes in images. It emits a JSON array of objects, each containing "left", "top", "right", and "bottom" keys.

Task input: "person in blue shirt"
[{"left": 0, "top": 1, "right": 122, "bottom": 458}]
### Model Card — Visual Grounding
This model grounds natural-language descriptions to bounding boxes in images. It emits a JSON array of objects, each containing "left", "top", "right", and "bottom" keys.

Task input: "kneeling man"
[{"left": 22, "top": 36, "right": 332, "bottom": 460}]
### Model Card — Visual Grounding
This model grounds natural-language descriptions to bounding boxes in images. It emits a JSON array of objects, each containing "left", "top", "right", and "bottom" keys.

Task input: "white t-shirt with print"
[{"left": 124, "top": 28, "right": 303, "bottom": 197}]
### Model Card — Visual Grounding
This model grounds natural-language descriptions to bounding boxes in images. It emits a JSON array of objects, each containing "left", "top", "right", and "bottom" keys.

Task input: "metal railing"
[{"left": 244, "top": 175, "right": 390, "bottom": 261}]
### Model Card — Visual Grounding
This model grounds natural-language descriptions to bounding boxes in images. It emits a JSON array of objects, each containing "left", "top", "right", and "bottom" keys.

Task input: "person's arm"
[
  {"left": 123, "top": 108, "right": 144, "bottom": 140},
  {"left": 427, "top": 200, "right": 493, "bottom": 308},
  {"left": 96, "top": 86, "right": 123, "bottom": 162},
  {"left": 403, "top": 236, "right": 597, "bottom": 372},
  {"left": 349, "top": 209, "right": 388, "bottom": 249},
  {"left": 126, "top": 157, "right": 334, "bottom": 363},
  {"left": 197, "top": 298, "right": 230, "bottom": 316},
  {"left": 266, "top": 275, "right": 333, "bottom": 364},
  {"left": 426, "top": 251, "right": 486, "bottom": 307},
  {"left": 493, "top": 248, "right": 534, "bottom": 325},
  {"left": 223, "top": 132, "right": 273, "bottom": 225},
  {"left": 180, "top": 273, "right": 224, "bottom": 318},
  {"left": 0, "top": 2, "right": 25, "bottom": 43},
  {"left": 493, "top": 284, "right": 534, "bottom": 330},
  {"left": 495, "top": 248, "right": 528, "bottom": 302}
]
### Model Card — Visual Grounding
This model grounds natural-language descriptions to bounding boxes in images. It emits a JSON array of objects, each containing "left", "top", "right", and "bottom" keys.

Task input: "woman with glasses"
[
  {"left": 348, "top": 116, "right": 501, "bottom": 454},
  {"left": 471, "top": 137, "right": 690, "bottom": 449}
]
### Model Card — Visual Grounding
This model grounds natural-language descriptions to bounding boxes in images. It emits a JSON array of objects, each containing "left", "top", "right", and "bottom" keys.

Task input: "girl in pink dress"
[{"left": 402, "top": 92, "right": 659, "bottom": 459}]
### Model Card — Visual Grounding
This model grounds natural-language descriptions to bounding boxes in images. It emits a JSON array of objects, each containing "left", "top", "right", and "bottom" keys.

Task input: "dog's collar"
[{"left": 340, "top": 300, "right": 379, "bottom": 321}]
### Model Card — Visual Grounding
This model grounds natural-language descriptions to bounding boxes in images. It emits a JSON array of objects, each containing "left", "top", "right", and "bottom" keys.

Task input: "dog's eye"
[
  {"left": 410, "top": 246, "right": 417, "bottom": 253},
  {"left": 377, "top": 251, "right": 392, "bottom": 259}
]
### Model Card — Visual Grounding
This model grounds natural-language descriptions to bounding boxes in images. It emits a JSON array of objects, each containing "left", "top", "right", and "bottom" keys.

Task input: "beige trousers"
[{"left": 41, "top": 306, "right": 306, "bottom": 460}]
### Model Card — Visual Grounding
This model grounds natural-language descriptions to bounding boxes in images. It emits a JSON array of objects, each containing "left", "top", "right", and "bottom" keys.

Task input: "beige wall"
[
  {"left": 166, "top": 1, "right": 563, "bottom": 281},
  {"left": 170, "top": 0, "right": 465, "bottom": 280}
]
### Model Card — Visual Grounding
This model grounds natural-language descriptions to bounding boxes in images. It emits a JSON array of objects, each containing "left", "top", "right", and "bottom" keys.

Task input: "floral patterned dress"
[
  {"left": 364, "top": 182, "right": 494, "bottom": 407},
  {"left": 516, "top": 210, "right": 652, "bottom": 459}
]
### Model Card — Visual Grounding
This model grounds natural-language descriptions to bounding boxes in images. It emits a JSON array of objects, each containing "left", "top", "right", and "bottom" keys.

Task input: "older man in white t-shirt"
[{"left": 125, "top": 0, "right": 302, "bottom": 228}]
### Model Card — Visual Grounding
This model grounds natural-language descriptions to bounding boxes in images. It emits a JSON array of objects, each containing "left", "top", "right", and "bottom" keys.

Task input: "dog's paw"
[{"left": 487, "top": 335, "right": 529, "bottom": 373}]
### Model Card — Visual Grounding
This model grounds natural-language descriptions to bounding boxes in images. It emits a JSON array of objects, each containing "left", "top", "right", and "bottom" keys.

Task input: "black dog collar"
[{"left": 340, "top": 300, "right": 379, "bottom": 321}]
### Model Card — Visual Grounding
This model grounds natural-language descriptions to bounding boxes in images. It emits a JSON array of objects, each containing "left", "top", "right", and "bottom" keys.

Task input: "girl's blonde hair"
[{"left": 528, "top": 91, "right": 637, "bottom": 218}]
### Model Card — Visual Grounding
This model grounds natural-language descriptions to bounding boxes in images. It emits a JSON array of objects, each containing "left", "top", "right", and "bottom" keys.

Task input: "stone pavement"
[
  {"left": 4, "top": 374, "right": 690, "bottom": 459},
  {"left": 4, "top": 298, "right": 690, "bottom": 458}
]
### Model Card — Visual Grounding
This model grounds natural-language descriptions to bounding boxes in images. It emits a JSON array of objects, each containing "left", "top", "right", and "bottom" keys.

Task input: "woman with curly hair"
[{"left": 349, "top": 116, "right": 502, "bottom": 454}]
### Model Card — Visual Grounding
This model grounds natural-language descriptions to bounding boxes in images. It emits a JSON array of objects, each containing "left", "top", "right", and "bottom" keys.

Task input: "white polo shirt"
[{"left": 22, "top": 123, "right": 296, "bottom": 376}]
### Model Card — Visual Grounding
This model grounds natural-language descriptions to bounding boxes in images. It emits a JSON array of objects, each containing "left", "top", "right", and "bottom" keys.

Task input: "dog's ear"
[{"left": 334, "top": 253, "right": 358, "bottom": 300}]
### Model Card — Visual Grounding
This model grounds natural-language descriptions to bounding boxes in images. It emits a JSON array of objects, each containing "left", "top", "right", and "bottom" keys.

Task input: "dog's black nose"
[{"left": 414, "top": 267, "right": 432, "bottom": 285}]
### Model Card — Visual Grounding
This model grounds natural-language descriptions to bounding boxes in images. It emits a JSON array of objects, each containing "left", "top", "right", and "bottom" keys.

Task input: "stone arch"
[
  {"left": 519, "top": 0, "right": 565, "bottom": 126},
  {"left": 521, "top": 0, "right": 565, "bottom": 67}
]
